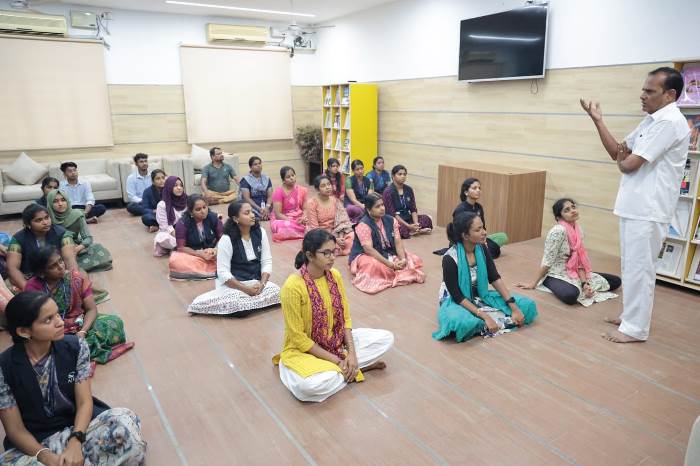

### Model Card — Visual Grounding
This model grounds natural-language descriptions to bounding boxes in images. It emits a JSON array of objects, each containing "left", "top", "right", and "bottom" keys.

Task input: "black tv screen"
[{"left": 458, "top": 5, "right": 549, "bottom": 82}]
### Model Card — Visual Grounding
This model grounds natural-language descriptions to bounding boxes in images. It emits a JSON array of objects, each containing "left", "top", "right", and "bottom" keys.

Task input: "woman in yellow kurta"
[{"left": 273, "top": 228, "right": 394, "bottom": 402}]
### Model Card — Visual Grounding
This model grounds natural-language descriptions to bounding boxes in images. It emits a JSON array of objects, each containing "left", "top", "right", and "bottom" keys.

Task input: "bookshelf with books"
[
  {"left": 656, "top": 59, "right": 700, "bottom": 290},
  {"left": 321, "top": 83, "right": 377, "bottom": 176}
]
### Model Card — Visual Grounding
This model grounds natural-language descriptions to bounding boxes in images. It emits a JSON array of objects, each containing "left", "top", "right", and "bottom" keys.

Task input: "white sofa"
[
  {"left": 0, "top": 162, "right": 51, "bottom": 215},
  {"left": 48, "top": 159, "right": 122, "bottom": 204},
  {"left": 181, "top": 153, "right": 240, "bottom": 195},
  {"left": 117, "top": 155, "right": 184, "bottom": 203}
]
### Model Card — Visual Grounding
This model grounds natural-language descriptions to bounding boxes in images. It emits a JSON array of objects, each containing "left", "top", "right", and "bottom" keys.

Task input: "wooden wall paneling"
[
  {"left": 292, "top": 110, "right": 321, "bottom": 129},
  {"left": 0, "top": 142, "right": 192, "bottom": 163},
  {"left": 377, "top": 62, "right": 667, "bottom": 114},
  {"left": 291, "top": 86, "right": 321, "bottom": 111},
  {"left": 108, "top": 85, "right": 185, "bottom": 114},
  {"left": 111, "top": 114, "right": 187, "bottom": 144}
]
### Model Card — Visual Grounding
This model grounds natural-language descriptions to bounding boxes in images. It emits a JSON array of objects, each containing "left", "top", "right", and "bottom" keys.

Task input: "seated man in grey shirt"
[{"left": 200, "top": 147, "right": 240, "bottom": 205}]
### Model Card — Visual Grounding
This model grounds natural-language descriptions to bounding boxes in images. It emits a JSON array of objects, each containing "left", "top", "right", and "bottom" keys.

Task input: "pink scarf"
[
  {"left": 299, "top": 264, "right": 346, "bottom": 359},
  {"left": 559, "top": 220, "right": 591, "bottom": 280}
]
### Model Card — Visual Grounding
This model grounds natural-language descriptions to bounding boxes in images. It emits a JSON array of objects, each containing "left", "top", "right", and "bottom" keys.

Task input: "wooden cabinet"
[{"left": 437, "top": 162, "right": 546, "bottom": 244}]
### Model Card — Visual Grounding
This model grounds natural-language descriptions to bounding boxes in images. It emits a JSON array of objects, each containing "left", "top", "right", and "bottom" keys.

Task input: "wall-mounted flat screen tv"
[{"left": 458, "top": 5, "right": 549, "bottom": 82}]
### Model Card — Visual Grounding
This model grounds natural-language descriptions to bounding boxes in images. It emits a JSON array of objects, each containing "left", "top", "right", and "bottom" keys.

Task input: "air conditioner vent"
[
  {"left": 206, "top": 23, "right": 268, "bottom": 44},
  {"left": 0, "top": 10, "right": 67, "bottom": 36}
]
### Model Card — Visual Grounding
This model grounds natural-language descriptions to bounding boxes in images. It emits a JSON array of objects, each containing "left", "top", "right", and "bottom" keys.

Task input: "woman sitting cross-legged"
[
  {"left": 515, "top": 198, "right": 620, "bottom": 306},
  {"left": 433, "top": 212, "right": 538, "bottom": 342},
  {"left": 239, "top": 156, "right": 273, "bottom": 221},
  {"left": 452, "top": 177, "right": 508, "bottom": 258},
  {"left": 141, "top": 169, "right": 166, "bottom": 233},
  {"left": 6, "top": 205, "right": 78, "bottom": 292},
  {"left": 168, "top": 195, "right": 223, "bottom": 281},
  {"left": 270, "top": 166, "right": 308, "bottom": 242},
  {"left": 305, "top": 175, "right": 354, "bottom": 256},
  {"left": 325, "top": 157, "right": 346, "bottom": 203},
  {"left": 154, "top": 176, "right": 187, "bottom": 257},
  {"left": 188, "top": 201, "right": 280, "bottom": 316},
  {"left": 382, "top": 164, "right": 432, "bottom": 239},
  {"left": 25, "top": 246, "right": 134, "bottom": 364},
  {"left": 349, "top": 193, "right": 425, "bottom": 294},
  {"left": 273, "top": 229, "right": 394, "bottom": 403},
  {"left": 344, "top": 160, "right": 373, "bottom": 224},
  {"left": 366, "top": 156, "right": 391, "bottom": 195},
  {"left": 46, "top": 189, "right": 113, "bottom": 273},
  {"left": 0, "top": 292, "right": 146, "bottom": 465}
]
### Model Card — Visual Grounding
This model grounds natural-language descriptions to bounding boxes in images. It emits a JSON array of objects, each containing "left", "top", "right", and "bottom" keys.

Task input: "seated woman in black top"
[
  {"left": 141, "top": 168, "right": 166, "bottom": 231},
  {"left": 34, "top": 177, "right": 60, "bottom": 207},
  {"left": 6, "top": 205, "right": 78, "bottom": 291},
  {"left": 0, "top": 292, "right": 146, "bottom": 465},
  {"left": 452, "top": 178, "right": 508, "bottom": 258}
]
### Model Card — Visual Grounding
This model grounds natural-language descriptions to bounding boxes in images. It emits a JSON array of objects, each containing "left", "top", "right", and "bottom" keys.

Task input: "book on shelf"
[
  {"left": 343, "top": 137, "right": 350, "bottom": 151},
  {"left": 668, "top": 200, "right": 692, "bottom": 238},
  {"left": 324, "top": 89, "right": 332, "bottom": 106},
  {"left": 679, "top": 64, "right": 700, "bottom": 107},
  {"left": 341, "top": 86, "right": 349, "bottom": 106},
  {"left": 657, "top": 241, "right": 684, "bottom": 276},
  {"left": 325, "top": 137, "right": 331, "bottom": 149},
  {"left": 688, "top": 247, "right": 700, "bottom": 282},
  {"left": 334, "top": 133, "right": 341, "bottom": 150},
  {"left": 695, "top": 217, "right": 700, "bottom": 240},
  {"left": 680, "top": 157, "right": 699, "bottom": 195},
  {"left": 341, "top": 154, "right": 351, "bottom": 173},
  {"left": 344, "top": 110, "right": 350, "bottom": 129},
  {"left": 335, "top": 87, "right": 341, "bottom": 105},
  {"left": 324, "top": 111, "right": 332, "bottom": 127},
  {"left": 333, "top": 112, "right": 340, "bottom": 129},
  {"left": 687, "top": 114, "right": 700, "bottom": 151}
]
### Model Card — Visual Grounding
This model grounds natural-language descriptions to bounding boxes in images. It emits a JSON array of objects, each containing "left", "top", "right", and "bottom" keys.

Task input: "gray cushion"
[{"left": 83, "top": 174, "right": 118, "bottom": 192}]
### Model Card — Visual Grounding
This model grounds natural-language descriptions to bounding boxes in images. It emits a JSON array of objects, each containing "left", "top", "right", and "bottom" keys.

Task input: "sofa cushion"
[
  {"left": 83, "top": 174, "right": 119, "bottom": 192},
  {"left": 127, "top": 159, "right": 163, "bottom": 174},
  {"left": 74, "top": 159, "right": 107, "bottom": 175},
  {"left": 4, "top": 152, "right": 47, "bottom": 185},
  {"left": 2, "top": 183, "right": 41, "bottom": 202},
  {"left": 191, "top": 144, "right": 211, "bottom": 171}
]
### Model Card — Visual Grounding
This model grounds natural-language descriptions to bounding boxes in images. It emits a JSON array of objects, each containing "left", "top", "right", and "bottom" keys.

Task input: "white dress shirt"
[
  {"left": 59, "top": 179, "right": 95, "bottom": 206},
  {"left": 126, "top": 171, "right": 152, "bottom": 203}
]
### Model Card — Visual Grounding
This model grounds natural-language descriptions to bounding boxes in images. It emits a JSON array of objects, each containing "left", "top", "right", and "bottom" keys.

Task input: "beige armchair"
[
  {"left": 117, "top": 156, "right": 183, "bottom": 203},
  {"left": 0, "top": 162, "right": 51, "bottom": 215},
  {"left": 181, "top": 153, "right": 240, "bottom": 195},
  {"left": 49, "top": 159, "right": 122, "bottom": 203}
]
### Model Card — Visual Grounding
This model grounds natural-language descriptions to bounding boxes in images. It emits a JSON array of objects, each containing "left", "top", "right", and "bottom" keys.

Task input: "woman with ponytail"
[
  {"left": 273, "top": 229, "right": 394, "bottom": 402},
  {"left": 515, "top": 198, "right": 620, "bottom": 306},
  {"left": 432, "top": 212, "right": 538, "bottom": 342},
  {"left": 348, "top": 193, "right": 425, "bottom": 294},
  {"left": 187, "top": 201, "right": 280, "bottom": 316}
]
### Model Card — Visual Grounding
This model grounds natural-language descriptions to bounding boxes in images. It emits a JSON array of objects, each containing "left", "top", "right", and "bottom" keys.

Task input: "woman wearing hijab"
[{"left": 154, "top": 176, "right": 188, "bottom": 256}]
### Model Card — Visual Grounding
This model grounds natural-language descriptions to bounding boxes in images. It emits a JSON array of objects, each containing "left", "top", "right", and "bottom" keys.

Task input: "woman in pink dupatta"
[
  {"left": 271, "top": 166, "right": 308, "bottom": 242},
  {"left": 305, "top": 175, "right": 354, "bottom": 256}
]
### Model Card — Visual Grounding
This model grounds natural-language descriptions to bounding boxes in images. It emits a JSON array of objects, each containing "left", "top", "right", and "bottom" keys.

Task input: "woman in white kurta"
[
  {"left": 273, "top": 228, "right": 394, "bottom": 403},
  {"left": 187, "top": 201, "right": 280, "bottom": 316}
]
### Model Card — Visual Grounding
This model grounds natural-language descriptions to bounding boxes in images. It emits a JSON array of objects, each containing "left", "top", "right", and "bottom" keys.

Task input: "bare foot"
[
  {"left": 602, "top": 330, "right": 644, "bottom": 343},
  {"left": 86, "top": 217, "right": 98, "bottom": 224},
  {"left": 148, "top": 226, "right": 158, "bottom": 233},
  {"left": 604, "top": 316, "right": 621, "bottom": 326},
  {"left": 363, "top": 360, "right": 387, "bottom": 372}
]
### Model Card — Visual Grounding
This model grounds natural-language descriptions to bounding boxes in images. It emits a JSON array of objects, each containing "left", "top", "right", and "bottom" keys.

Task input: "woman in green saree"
[
  {"left": 24, "top": 245, "right": 133, "bottom": 364},
  {"left": 46, "top": 189, "right": 112, "bottom": 273},
  {"left": 432, "top": 212, "right": 538, "bottom": 342}
]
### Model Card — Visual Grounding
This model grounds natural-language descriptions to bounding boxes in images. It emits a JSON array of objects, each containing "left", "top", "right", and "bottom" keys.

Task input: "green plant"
[{"left": 294, "top": 126, "right": 322, "bottom": 163}]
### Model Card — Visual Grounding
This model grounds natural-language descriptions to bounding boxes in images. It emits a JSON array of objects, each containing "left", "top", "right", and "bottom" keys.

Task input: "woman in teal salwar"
[{"left": 433, "top": 212, "right": 537, "bottom": 342}]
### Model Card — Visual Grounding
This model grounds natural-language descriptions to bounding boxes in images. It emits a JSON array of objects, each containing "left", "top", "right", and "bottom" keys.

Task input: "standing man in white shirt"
[
  {"left": 59, "top": 162, "right": 107, "bottom": 224},
  {"left": 126, "top": 153, "right": 152, "bottom": 217},
  {"left": 581, "top": 67, "right": 690, "bottom": 343}
]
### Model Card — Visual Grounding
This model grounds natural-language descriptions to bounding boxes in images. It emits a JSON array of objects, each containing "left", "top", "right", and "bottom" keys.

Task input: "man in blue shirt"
[
  {"left": 125, "top": 153, "right": 152, "bottom": 216},
  {"left": 59, "top": 162, "right": 106, "bottom": 223}
]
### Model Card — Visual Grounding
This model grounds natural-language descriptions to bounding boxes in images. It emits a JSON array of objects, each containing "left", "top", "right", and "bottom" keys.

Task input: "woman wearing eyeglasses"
[
  {"left": 273, "top": 228, "right": 394, "bottom": 402},
  {"left": 348, "top": 193, "right": 425, "bottom": 294}
]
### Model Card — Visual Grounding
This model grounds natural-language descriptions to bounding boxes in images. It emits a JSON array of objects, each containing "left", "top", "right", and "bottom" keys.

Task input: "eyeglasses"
[{"left": 317, "top": 248, "right": 340, "bottom": 258}]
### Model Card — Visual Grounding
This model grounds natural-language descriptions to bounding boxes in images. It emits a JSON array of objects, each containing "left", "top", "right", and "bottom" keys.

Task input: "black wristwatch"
[
  {"left": 505, "top": 297, "right": 516, "bottom": 304},
  {"left": 68, "top": 430, "right": 86, "bottom": 443}
]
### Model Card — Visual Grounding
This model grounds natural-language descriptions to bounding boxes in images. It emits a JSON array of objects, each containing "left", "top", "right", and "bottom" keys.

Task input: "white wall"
[
  {"left": 0, "top": 0, "right": 288, "bottom": 85},
  {"left": 290, "top": 0, "right": 700, "bottom": 85}
]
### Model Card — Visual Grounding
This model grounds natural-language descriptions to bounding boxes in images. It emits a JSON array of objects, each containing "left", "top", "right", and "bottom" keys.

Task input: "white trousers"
[
  {"left": 279, "top": 328, "right": 394, "bottom": 403},
  {"left": 618, "top": 217, "right": 667, "bottom": 340}
]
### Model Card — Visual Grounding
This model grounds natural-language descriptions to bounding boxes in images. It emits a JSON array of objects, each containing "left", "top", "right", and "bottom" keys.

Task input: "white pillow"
[
  {"left": 3, "top": 152, "right": 47, "bottom": 185},
  {"left": 190, "top": 144, "right": 211, "bottom": 171}
]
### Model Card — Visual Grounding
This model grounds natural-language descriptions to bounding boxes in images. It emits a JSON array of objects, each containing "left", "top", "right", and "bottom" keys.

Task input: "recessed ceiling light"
[{"left": 164, "top": 1, "right": 315, "bottom": 18}]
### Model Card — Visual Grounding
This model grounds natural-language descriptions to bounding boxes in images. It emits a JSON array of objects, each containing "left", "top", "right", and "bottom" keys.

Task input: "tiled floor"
[{"left": 1, "top": 205, "right": 698, "bottom": 466}]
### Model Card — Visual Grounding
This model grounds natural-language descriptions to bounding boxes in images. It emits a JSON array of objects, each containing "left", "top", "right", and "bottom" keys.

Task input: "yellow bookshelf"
[
  {"left": 656, "top": 59, "right": 700, "bottom": 290},
  {"left": 321, "top": 83, "right": 377, "bottom": 175}
]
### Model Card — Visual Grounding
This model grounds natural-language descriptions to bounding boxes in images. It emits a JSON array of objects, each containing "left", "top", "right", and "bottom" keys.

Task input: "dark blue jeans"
[{"left": 73, "top": 204, "right": 106, "bottom": 219}]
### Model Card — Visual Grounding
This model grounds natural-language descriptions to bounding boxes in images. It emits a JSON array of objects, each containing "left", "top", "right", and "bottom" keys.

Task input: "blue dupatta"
[{"left": 432, "top": 242, "right": 537, "bottom": 342}]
